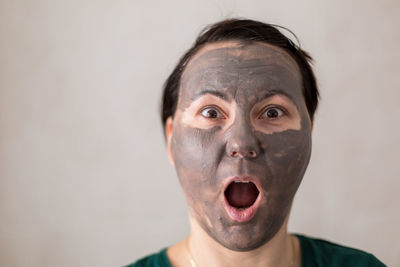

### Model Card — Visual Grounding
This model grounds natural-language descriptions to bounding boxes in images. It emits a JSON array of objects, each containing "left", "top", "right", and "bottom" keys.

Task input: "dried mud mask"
[{"left": 168, "top": 42, "right": 312, "bottom": 251}]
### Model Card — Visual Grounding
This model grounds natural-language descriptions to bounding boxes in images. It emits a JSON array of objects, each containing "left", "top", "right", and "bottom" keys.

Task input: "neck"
[{"left": 187, "top": 215, "right": 296, "bottom": 267}]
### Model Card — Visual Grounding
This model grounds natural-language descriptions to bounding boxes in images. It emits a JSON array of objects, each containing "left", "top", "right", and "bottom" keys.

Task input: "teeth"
[{"left": 234, "top": 180, "right": 250, "bottom": 183}]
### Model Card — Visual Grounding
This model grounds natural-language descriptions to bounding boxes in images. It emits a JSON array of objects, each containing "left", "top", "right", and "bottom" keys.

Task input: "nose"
[{"left": 226, "top": 118, "right": 261, "bottom": 159}]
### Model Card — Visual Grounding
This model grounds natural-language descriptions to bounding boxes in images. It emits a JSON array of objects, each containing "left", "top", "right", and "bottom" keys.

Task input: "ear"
[{"left": 165, "top": 117, "right": 175, "bottom": 167}]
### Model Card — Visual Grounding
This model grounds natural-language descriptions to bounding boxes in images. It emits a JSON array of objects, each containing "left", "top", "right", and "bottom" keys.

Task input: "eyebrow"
[
  {"left": 192, "top": 89, "right": 228, "bottom": 101},
  {"left": 258, "top": 89, "right": 296, "bottom": 103},
  {"left": 191, "top": 88, "right": 298, "bottom": 107}
]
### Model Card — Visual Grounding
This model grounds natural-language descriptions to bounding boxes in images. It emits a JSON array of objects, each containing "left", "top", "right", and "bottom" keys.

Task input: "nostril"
[
  {"left": 248, "top": 151, "right": 256, "bottom": 158},
  {"left": 229, "top": 150, "right": 257, "bottom": 158}
]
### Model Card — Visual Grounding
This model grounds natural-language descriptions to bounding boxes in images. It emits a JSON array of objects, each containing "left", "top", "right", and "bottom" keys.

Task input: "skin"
[{"left": 165, "top": 41, "right": 312, "bottom": 264}]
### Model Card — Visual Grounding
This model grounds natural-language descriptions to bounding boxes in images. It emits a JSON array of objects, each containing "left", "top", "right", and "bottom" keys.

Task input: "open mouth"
[
  {"left": 224, "top": 180, "right": 260, "bottom": 210},
  {"left": 223, "top": 178, "right": 261, "bottom": 222}
]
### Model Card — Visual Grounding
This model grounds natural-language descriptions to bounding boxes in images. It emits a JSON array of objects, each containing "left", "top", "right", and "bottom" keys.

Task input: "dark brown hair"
[{"left": 161, "top": 18, "right": 319, "bottom": 132}]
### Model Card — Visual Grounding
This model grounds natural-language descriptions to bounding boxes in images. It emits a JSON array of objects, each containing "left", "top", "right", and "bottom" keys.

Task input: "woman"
[{"left": 127, "top": 18, "right": 385, "bottom": 267}]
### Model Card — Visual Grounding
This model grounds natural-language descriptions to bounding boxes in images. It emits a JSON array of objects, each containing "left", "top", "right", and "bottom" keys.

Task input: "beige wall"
[{"left": 1, "top": 0, "right": 399, "bottom": 266}]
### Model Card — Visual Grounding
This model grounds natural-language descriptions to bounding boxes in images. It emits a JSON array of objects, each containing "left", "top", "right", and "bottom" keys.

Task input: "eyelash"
[
  {"left": 198, "top": 105, "right": 287, "bottom": 120},
  {"left": 199, "top": 106, "right": 226, "bottom": 119},
  {"left": 259, "top": 106, "right": 288, "bottom": 120}
]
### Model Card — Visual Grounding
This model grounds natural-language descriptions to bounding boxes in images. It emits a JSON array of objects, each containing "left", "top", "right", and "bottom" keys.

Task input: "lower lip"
[{"left": 223, "top": 182, "right": 262, "bottom": 223}]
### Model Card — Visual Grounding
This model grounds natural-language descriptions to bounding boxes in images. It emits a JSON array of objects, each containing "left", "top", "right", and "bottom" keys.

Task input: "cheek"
[
  {"left": 170, "top": 126, "right": 224, "bottom": 196},
  {"left": 260, "top": 128, "right": 312, "bottom": 197}
]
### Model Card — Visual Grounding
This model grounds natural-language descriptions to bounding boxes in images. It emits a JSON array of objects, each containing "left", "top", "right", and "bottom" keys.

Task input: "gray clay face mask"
[{"left": 168, "top": 42, "right": 312, "bottom": 251}]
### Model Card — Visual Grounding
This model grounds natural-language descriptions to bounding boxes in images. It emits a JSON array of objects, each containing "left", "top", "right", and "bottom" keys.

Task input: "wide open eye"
[
  {"left": 200, "top": 106, "right": 225, "bottom": 119},
  {"left": 260, "top": 106, "right": 285, "bottom": 119}
]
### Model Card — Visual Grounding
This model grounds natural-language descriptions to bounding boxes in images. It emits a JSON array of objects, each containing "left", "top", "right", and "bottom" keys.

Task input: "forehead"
[{"left": 179, "top": 41, "right": 303, "bottom": 104}]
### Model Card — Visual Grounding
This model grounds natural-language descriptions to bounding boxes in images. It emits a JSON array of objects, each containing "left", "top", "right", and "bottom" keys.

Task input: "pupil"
[
  {"left": 207, "top": 109, "right": 218, "bottom": 118},
  {"left": 267, "top": 109, "right": 278, "bottom": 118}
]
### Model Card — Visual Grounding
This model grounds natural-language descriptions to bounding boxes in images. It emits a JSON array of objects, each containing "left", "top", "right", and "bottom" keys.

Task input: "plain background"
[{"left": 1, "top": 0, "right": 399, "bottom": 266}]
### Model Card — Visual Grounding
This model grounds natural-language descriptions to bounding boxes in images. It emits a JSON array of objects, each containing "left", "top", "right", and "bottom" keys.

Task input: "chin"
[
  {"left": 215, "top": 232, "right": 273, "bottom": 252},
  {"left": 220, "top": 240, "right": 266, "bottom": 252},
  {"left": 204, "top": 220, "right": 280, "bottom": 252}
]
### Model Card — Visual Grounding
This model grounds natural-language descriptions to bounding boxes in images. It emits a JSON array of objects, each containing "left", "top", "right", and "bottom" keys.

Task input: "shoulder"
[
  {"left": 295, "top": 234, "right": 386, "bottom": 267},
  {"left": 123, "top": 248, "right": 171, "bottom": 267}
]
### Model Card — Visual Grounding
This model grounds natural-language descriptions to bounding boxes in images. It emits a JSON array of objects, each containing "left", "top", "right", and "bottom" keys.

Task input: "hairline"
[{"left": 177, "top": 40, "right": 303, "bottom": 111}]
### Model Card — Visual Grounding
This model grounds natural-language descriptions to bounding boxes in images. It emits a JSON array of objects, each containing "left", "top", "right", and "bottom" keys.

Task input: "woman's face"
[{"left": 166, "top": 41, "right": 312, "bottom": 251}]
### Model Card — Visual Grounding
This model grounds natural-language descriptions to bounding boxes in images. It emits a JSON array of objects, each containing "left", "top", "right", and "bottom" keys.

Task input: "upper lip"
[{"left": 223, "top": 175, "right": 262, "bottom": 194}]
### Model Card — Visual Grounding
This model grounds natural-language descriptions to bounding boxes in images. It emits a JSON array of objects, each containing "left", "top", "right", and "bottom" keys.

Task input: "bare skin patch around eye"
[
  {"left": 179, "top": 92, "right": 301, "bottom": 134},
  {"left": 180, "top": 93, "right": 235, "bottom": 130},
  {"left": 251, "top": 94, "right": 301, "bottom": 134}
]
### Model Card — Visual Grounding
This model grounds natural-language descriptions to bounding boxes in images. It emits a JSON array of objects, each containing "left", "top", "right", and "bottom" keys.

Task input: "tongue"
[{"left": 225, "top": 182, "right": 259, "bottom": 208}]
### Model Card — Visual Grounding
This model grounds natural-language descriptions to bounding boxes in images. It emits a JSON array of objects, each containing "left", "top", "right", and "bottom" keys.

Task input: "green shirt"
[{"left": 126, "top": 234, "right": 386, "bottom": 267}]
